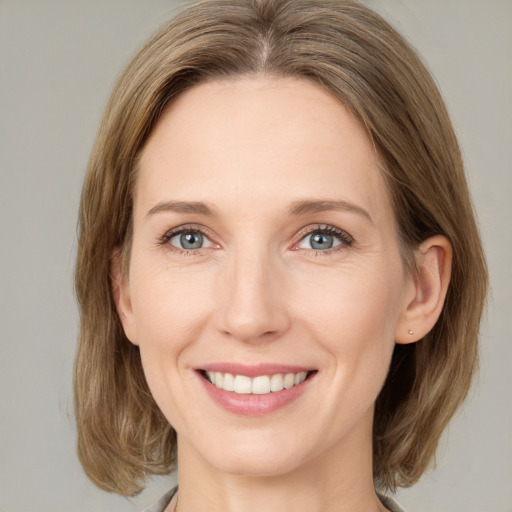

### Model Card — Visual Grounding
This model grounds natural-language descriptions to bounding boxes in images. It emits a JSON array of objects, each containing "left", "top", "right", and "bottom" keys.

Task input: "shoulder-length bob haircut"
[{"left": 75, "top": 0, "right": 488, "bottom": 497}]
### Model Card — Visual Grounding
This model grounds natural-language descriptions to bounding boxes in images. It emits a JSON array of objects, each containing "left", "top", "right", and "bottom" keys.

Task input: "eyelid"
[
  {"left": 291, "top": 224, "right": 354, "bottom": 252},
  {"left": 158, "top": 224, "right": 220, "bottom": 252},
  {"left": 158, "top": 223, "right": 353, "bottom": 255}
]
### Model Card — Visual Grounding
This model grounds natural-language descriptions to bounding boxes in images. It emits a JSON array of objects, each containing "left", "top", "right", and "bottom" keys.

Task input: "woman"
[{"left": 74, "top": 1, "right": 488, "bottom": 511}]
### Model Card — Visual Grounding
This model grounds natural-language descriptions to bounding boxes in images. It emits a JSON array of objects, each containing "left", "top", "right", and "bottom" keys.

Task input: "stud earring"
[{"left": 408, "top": 329, "right": 414, "bottom": 335}]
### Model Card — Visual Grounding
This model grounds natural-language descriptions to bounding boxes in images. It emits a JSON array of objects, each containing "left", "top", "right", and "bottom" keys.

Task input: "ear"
[
  {"left": 111, "top": 249, "right": 139, "bottom": 345},
  {"left": 395, "top": 235, "right": 452, "bottom": 344}
]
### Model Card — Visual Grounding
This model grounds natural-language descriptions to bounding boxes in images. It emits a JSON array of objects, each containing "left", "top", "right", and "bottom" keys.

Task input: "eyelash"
[
  {"left": 158, "top": 224, "right": 215, "bottom": 256},
  {"left": 293, "top": 224, "right": 354, "bottom": 255},
  {"left": 158, "top": 224, "right": 354, "bottom": 256}
]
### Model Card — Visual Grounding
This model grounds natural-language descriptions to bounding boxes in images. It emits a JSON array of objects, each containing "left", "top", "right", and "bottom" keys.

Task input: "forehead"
[{"left": 136, "top": 76, "right": 392, "bottom": 226}]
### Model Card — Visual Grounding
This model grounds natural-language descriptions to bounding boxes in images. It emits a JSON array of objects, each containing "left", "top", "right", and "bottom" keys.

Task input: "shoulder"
[
  {"left": 378, "top": 493, "right": 408, "bottom": 512},
  {"left": 140, "top": 486, "right": 177, "bottom": 512}
]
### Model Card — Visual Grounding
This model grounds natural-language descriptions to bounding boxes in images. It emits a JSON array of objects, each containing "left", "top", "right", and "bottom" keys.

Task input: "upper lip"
[{"left": 196, "top": 363, "right": 315, "bottom": 378}]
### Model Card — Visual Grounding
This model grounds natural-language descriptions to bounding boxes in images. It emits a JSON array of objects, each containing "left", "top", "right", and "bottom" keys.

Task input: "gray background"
[{"left": 0, "top": 1, "right": 510, "bottom": 511}]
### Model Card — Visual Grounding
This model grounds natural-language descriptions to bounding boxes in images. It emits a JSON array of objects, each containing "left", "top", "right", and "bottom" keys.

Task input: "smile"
[
  {"left": 197, "top": 365, "right": 317, "bottom": 415},
  {"left": 204, "top": 371, "right": 309, "bottom": 394}
]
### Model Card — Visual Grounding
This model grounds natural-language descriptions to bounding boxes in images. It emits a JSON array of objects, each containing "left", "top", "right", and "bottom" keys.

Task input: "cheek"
[
  {"left": 291, "top": 261, "right": 404, "bottom": 383},
  {"left": 126, "top": 262, "right": 213, "bottom": 397},
  {"left": 126, "top": 266, "right": 212, "bottom": 428},
  {"left": 294, "top": 260, "right": 403, "bottom": 336},
  {"left": 130, "top": 260, "right": 213, "bottom": 347}
]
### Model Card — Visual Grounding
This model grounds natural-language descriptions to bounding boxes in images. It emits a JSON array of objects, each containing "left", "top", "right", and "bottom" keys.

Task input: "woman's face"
[{"left": 117, "top": 76, "right": 416, "bottom": 476}]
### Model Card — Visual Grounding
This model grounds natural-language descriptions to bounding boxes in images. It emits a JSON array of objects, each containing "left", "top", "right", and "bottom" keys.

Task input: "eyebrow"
[
  {"left": 146, "top": 200, "right": 214, "bottom": 217},
  {"left": 146, "top": 198, "right": 373, "bottom": 223},
  {"left": 288, "top": 199, "right": 373, "bottom": 223}
]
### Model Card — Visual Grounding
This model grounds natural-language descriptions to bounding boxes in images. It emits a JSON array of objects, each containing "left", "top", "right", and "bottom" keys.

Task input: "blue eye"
[
  {"left": 167, "top": 230, "right": 213, "bottom": 250},
  {"left": 308, "top": 232, "right": 338, "bottom": 250},
  {"left": 296, "top": 227, "right": 352, "bottom": 251}
]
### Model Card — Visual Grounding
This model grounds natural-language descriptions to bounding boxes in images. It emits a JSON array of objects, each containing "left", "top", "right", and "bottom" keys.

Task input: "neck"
[{"left": 173, "top": 414, "right": 387, "bottom": 512}]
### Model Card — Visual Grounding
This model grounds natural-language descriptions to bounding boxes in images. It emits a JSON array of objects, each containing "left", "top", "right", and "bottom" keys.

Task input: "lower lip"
[{"left": 197, "top": 372, "right": 314, "bottom": 416}]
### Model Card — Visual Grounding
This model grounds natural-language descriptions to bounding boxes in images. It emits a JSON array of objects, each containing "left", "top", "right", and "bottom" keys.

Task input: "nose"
[{"left": 216, "top": 246, "right": 291, "bottom": 343}]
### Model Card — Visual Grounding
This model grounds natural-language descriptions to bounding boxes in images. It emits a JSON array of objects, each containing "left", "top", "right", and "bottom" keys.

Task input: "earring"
[{"left": 408, "top": 329, "right": 414, "bottom": 335}]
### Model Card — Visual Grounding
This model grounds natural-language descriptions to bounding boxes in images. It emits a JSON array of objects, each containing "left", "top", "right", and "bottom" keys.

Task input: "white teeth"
[
  {"left": 295, "top": 372, "right": 307, "bottom": 385},
  {"left": 222, "top": 372, "right": 234, "bottom": 391},
  {"left": 283, "top": 373, "right": 295, "bottom": 389},
  {"left": 233, "top": 375, "right": 252, "bottom": 394},
  {"left": 205, "top": 371, "right": 309, "bottom": 394},
  {"left": 270, "top": 373, "right": 284, "bottom": 392},
  {"left": 252, "top": 375, "right": 270, "bottom": 394}
]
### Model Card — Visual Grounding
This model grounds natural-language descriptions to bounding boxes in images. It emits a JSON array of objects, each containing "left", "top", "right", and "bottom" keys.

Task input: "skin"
[{"left": 114, "top": 76, "right": 451, "bottom": 512}]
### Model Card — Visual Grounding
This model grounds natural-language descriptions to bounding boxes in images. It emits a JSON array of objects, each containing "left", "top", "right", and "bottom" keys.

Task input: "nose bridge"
[{"left": 218, "top": 239, "right": 288, "bottom": 342}]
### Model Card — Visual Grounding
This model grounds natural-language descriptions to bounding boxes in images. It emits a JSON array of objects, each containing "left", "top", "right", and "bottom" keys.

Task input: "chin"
[{"left": 197, "top": 433, "right": 313, "bottom": 477}]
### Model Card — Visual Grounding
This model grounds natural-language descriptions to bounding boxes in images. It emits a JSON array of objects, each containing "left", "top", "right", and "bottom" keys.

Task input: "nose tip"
[
  {"left": 216, "top": 255, "right": 290, "bottom": 343},
  {"left": 220, "top": 306, "right": 286, "bottom": 343}
]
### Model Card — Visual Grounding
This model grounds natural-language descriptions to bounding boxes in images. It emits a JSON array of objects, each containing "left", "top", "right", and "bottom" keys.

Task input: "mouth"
[
  {"left": 195, "top": 363, "right": 318, "bottom": 415},
  {"left": 199, "top": 369, "right": 316, "bottom": 395}
]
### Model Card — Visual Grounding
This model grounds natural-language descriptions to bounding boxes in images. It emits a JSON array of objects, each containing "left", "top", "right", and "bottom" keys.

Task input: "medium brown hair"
[{"left": 74, "top": 0, "right": 488, "bottom": 496}]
